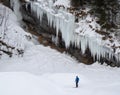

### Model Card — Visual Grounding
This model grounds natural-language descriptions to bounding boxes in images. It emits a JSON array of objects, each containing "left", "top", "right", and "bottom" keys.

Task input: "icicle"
[
  {"left": 39, "top": 5, "right": 44, "bottom": 23},
  {"left": 36, "top": 4, "right": 40, "bottom": 20},
  {"left": 29, "top": 1, "right": 120, "bottom": 65},
  {"left": 56, "top": 16, "right": 59, "bottom": 36},
  {"left": 48, "top": 0, "right": 53, "bottom": 8},
  {"left": 10, "top": 0, "right": 22, "bottom": 21}
]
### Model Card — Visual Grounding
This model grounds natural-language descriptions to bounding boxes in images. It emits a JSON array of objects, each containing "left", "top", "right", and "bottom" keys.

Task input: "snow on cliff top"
[{"left": 54, "top": 0, "right": 70, "bottom": 7}]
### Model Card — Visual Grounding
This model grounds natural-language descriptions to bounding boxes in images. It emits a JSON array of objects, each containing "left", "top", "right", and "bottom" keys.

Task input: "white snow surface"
[
  {"left": 54, "top": 0, "right": 70, "bottom": 7},
  {"left": 0, "top": 43, "right": 120, "bottom": 95}
]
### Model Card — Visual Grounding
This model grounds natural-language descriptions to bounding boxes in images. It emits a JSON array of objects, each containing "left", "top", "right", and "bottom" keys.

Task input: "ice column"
[
  {"left": 10, "top": 0, "right": 22, "bottom": 21},
  {"left": 31, "top": 2, "right": 75, "bottom": 47},
  {"left": 30, "top": 1, "right": 120, "bottom": 65}
]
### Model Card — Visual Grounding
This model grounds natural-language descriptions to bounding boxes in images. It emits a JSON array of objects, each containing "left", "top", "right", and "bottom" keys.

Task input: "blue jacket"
[{"left": 75, "top": 76, "right": 79, "bottom": 83}]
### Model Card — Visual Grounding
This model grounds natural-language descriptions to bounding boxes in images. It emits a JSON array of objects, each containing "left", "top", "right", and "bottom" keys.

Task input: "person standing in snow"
[{"left": 75, "top": 76, "right": 79, "bottom": 88}]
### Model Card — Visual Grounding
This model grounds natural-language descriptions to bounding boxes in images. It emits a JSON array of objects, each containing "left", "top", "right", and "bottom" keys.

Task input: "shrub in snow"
[{"left": 0, "top": 4, "right": 31, "bottom": 57}]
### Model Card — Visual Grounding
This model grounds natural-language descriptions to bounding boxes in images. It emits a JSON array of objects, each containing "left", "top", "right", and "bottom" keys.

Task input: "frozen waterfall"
[
  {"left": 28, "top": 1, "right": 120, "bottom": 64},
  {"left": 30, "top": 2, "right": 75, "bottom": 48},
  {"left": 10, "top": 0, "right": 22, "bottom": 21}
]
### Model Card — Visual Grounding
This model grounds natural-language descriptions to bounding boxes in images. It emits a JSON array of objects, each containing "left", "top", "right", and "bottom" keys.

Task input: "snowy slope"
[
  {"left": 0, "top": 42, "right": 120, "bottom": 95},
  {"left": 0, "top": 4, "right": 31, "bottom": 56}
]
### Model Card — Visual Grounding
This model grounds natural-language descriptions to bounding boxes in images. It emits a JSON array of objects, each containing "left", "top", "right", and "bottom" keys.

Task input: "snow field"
[
  {"left": 0, "top": 72, "right": 65, "bottom": 95},
  {"left": 0, "top": 44, "right": 120, "bottom": 95}
]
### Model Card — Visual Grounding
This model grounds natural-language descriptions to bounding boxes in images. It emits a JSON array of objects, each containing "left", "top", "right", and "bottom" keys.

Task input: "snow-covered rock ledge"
[
  {"left": 0, "top": 4, "right": 31, "bottom": 57},
  {"left": 21, "top": 0, "right": 120, "bottom": 66}
]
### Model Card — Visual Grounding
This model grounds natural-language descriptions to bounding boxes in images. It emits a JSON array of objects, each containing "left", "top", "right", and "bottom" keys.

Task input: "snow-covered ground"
[{"left": 0, "top": 41, "right": 120, "bottom": 95}]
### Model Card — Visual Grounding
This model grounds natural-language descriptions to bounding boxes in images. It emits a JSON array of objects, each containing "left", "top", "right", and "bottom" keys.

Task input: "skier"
[{"left": 75, "top": 76, "right": 79, "bottom": 88}]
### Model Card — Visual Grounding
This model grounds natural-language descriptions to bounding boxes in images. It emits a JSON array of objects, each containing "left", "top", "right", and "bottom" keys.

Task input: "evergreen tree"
[{"left": 92, "top": 0, "right": 119, "bottom": 29}]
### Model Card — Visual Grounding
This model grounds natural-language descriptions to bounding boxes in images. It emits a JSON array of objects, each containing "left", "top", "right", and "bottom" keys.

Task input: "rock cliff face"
[
  {"left": 0, "top": 0, "right": 10, "bottom": 7},
  {"left": 20, "top": 2, "right": 95, "bottom": 64},
  {"left": 5, "top": 0, "right": 120, "bottom": 66},
  {"left": 21, "top": 2, "right": 118, "bottom": 66}
]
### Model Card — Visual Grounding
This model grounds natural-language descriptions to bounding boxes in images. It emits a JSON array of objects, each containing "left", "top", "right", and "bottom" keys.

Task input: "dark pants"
[{"left": 76, "top": 82, "right": 78, "bottom": 87}]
